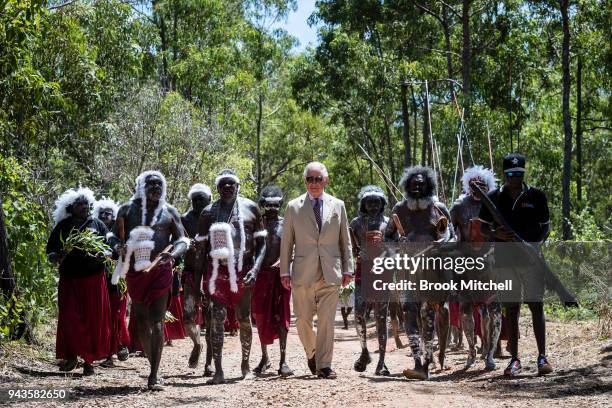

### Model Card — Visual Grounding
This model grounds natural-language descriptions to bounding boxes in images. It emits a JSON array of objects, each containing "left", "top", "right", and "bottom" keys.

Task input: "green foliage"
[
  {"left": 0, "top": 156, "right": 57, "bottom": 328},
  {"left": 62, "top": 228, "right": 113, "bottom": 271},
  {"left": 0, "top": 295, "right": 25, "bottom": 341}
]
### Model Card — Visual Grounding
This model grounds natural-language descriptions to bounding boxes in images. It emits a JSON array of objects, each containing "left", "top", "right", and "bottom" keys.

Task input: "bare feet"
[
  {"left": 100, "top": 357, "right": 115, "bottom": 368},
  {"left": 241, "top": 362, "right": 254, "bottom": 380},
  {"left": 203, "top": 364, "right": 215, "bottom": 377},
  {"left": 59, "top": 357, "right": 78, "bottom": 372},
  {"left": 207, "top": 371, "right": 225, "bottom": 385},
  {"left": 353, "top": 350, "right": 371, "bottom": 372},
  {"left": 375, "top": 361, "right": 390, "bottom": 376},
  {"left": 278, "top": 362, "right": 294, "bottom": 377},
  {"left": 253, "top": 357, "right": 271, "bottom": 375},
  {"left": 83, "top": 363, "right": 95, "bottom": 376},
  {"left": 188, "top": 343, "right": 202, "bottom": 368},
  {"left": 148, "top": 376, "right": 165, "bottom": 391}
]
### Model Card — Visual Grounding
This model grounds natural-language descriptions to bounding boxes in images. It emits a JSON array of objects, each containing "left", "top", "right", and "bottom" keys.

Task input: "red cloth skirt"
[
  {"left": 108, "top": 291, "right": 130, "bottom": 354},
  {"left": 205, "top": 262, "right": 249, "bottom": 308},
  {"left": 56, "top": 271, "right": 111, "bottom": 364},
  {"left": 164, "top": 295, "right": 186, "bottom": 340},
  {"left": 224, "top": 306, "right": 239, "bottom": 331},
  {"left": 251, "top": 266, "right": 291, "bottom": 345},
  {"left": 126, "top": 260, "right": 173, "bottom": 305},
  {"left": 182, "top": 269, "right": 204, "bottom": 326},
  {"left": 449, "top": 301, "right": 461, "bottom": 328},
  {"left": 128, "top": 303, "right": 142, "bottom": 352}
]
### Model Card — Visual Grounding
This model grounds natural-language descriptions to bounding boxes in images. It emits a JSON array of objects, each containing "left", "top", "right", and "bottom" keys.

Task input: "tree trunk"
[
  {"left": 171, "top": 0, "right": 179, "bottom": 91},
  {"left": 0, "top": 199, "right": 14, "bottom": 298},
  {"left": 561, "top": 0, "right": 573, "bottom": 240},
  {"left": 256, "top": 92, "right": 263, "bottom": 195},
  {"left": 383, "top": 115, "right": 397, "bottom": 187},
  {"left": 422, "top": 83, "right": 432, "bottom": 167},
  {"left": 576, "top": 55, "right": 583, "bottom": 203},
  {"left": 401, "top": 80, "right": 411, "bottom": 168},
  {"left": 461, "top": 0, "right": 471, "bottom": 117},
  {"left": 442, "top": 6, "right": 456, "bottom": 99},
  {"left": 153, "top": 0, "right": 169, "bottom": 93},
  {"left": 411, "top": 85, "right": 418, "bottom": 165}
]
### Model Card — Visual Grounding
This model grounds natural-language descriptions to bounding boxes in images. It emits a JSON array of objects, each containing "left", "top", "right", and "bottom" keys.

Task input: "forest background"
[{"left": 0, "top": 0, "right": 610, "bottom": 342}]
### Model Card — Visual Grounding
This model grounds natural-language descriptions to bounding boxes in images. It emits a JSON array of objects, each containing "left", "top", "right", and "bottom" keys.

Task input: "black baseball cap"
[{"left": 503, "top": 153, "right": 526, "bottom": 173}]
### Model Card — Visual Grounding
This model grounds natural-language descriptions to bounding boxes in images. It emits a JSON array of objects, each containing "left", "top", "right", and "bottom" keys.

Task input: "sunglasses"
[
  {"left": 505, "top": 171, "right": 525, "bottom": 178},
  {"left": 305, "top": 176, "right": 324, "bottom": 184}
]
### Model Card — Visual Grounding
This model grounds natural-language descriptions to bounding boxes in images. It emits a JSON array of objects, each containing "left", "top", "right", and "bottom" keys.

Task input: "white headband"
[
  {"left": 215, "top": 174, "right": 240, "bottom": 187},
  {"left": 262, "top": 196, "right": 283, "bottom": 204},
  {"left": 360, "top": 191, "right": 386, "bottom": 200},
  {"left": 188, "top": 183, "right": 212, "bottom": 199}
]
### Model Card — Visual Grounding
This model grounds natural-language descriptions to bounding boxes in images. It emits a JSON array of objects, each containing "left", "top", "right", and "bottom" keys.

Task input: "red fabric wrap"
[
  {"left": 355, "top": 260, "right": 362, "bottom": 285},
  {"left": 449, "top": 301, "right": 461, "bottom": 329},
  {"left": 164, "top": 295, "right": 186, "bottom": 340},
  {"left": 56, "top": 271, "right": 111, "bottom": 364},
  {"left": 108, "top": 291, "right": 130, "bottom": 354},
  {"left": 205, "top": 262, "right": 249, "bottom": 308},
  {"left": 225, "top": 306, "right": 239, "bottom": 331},
  {"left": 128, "top": 303, "right": 141, "bottom": 353},
  {"left": 251, "top": 265, "right": 291, "bottom": 345},
  {"left": 126, "top": 260, "right": 173, "bottom": 305},
  {"left": 181, "top": 269, "right": 204, "bottom": 326}
]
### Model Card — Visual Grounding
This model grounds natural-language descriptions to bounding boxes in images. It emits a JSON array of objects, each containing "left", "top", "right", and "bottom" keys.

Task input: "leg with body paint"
[
  {"left": 353, "top": 284, "right": 371, "bottom": 372},
  {"left": 207, "top": 300, "right": 226, "bottom": 384},
  {"left": 374, "top": 301, "right": 390, "bottom": 376},
  {"left": 484, "top": 302, "right": 502, "bottom": 370},
  {"left": 340, "top": 307, "right": 350, "bottom": 330},
  {"left": 402, "top": 301, "right": 428, "bottom": 380},
  {"left": 134, "top": 292, "right": 170, "bottom": 390},
  {"left": 254, "top": 343, "right": 270, "bottom": 374},
  {"left": 435, "top": 303, "right": 450, "bottom": 370},
  {"left": 389, "top": 301, "right": 404, "bottom": 348},
  {"left": 278, "top": 325, "right": 293, "bottom": 376},
  {"left": 235, "top": 287, "right": 253, "bottom": 379},
  {"left": 203, "top": 297, "right": 214, "bottom": 376},
  {"left": 419, "top": 303, "right": 436, "bottom": 371},
  {"left": 460, "top": 302, "right": 477, "bottom": 368},
  {"left": 183, "top": 281, "right": 202, "bottom": 368}
]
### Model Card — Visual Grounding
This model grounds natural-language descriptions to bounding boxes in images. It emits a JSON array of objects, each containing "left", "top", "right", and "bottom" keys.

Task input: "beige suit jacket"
[{"left": 280, "top": 192, "right": 353, "bottom": 286}]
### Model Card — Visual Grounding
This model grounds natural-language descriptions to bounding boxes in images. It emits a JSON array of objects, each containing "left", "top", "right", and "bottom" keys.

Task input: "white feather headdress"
[
  {"left": 53, "top": 186, "right": 96, "bottom": 226},
  {"left": 132, "top": 170, "right": 167, "bottom": 226},
  {"left": 92, "top": 197, "right": 119, "bottom": 219},
  {"left": 188, "top": 183, "right": 212, "bottom": 199},
  {"left": 461, "top": 165, "right": 497, "bottom": 195}
]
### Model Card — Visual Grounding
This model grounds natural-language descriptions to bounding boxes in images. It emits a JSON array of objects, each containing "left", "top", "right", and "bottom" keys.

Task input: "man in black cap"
[{"left": 478, "top": 153, "right": 553, "bottom": 376}]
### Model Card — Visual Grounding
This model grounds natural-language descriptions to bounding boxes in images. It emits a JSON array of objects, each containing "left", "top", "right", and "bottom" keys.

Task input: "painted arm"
[{"left": 244, "top": 204, "right": 267, "bottom": 285}]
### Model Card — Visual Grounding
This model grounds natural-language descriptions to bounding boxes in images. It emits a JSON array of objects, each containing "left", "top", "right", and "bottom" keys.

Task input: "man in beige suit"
[{"left": 280, "top": 161, "right": 353, "bottom": 379}]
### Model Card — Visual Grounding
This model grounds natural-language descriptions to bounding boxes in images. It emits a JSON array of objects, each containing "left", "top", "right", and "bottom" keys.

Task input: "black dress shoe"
[
  {"left": 307, "top": 355, "right": 316, "bottom": 375},
  {"left": 317, "top": 367, "right": 337, "bottom": 379}
]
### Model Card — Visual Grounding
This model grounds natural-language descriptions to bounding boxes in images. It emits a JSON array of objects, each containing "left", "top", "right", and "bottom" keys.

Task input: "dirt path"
[{"left": 1, "top": 309, "right": 610, "bottom": 407}]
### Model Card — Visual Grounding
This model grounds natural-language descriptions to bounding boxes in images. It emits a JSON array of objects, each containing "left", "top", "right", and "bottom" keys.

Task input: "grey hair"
[
  {"left": 303, "top": 161, "right": 329, "bottom": 177},
  {"left": 399, "top": 165, "right": 437, "bottom": 196}
]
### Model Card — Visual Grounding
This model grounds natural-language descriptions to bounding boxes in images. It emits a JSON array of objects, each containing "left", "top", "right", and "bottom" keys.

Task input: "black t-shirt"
[
  {"left": 478, "top": 184, "right": 550, "bottom": 243},
  {"left": 46, "top": 217, "right": 109, "bottom": 279}
]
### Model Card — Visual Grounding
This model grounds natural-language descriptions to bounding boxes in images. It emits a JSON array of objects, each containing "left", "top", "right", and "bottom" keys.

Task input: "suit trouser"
[{"left": 292, "top": 267, "right": 339, "bottom": 370}]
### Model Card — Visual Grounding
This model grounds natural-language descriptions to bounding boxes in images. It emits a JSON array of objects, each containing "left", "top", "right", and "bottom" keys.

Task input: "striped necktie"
[{"left": 313, "top": 198, "right": 322, "bottom": 231}]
